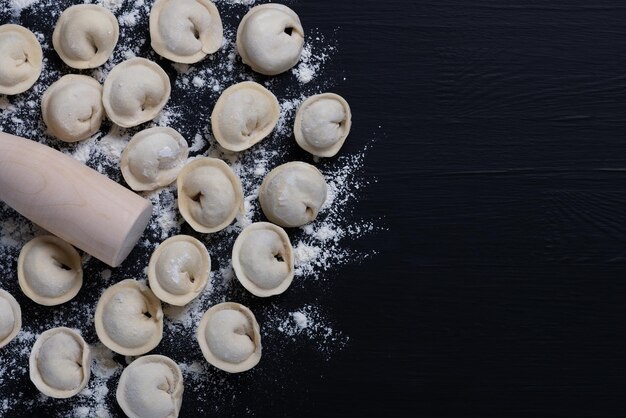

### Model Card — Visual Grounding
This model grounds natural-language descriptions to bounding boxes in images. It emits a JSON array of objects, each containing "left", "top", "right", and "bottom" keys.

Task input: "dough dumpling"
[
  {"left": 117, "top": 355, "right": 184, "bottom": 418},
  {"left": 148, "top": 235, "right": 211, "bottom": 306},
  {"left": 18, "top": 235, "right": 83, "bottom": 306},
  {"left": 29, "top": 327, "right": 91, "bottom": 399},
  {"left": 211, "top": 81, "right": 280, "bottom": 152},
  {"left": 232, "top": 222, "right": 294, "bottom": 297},
  {"left": 259, "top": 162, "right": 327, "bottom": 228},
  {"left": 150, "top": 0, "right": 223, "bottom": 64},
  {"left": 197, "top": 302, "right": 261, "bottom": 373},
  {"left": 177, "top": 157, "right": 244, "bottom": 233},
  {"left": 0, "top": 289, "right": 21, "bottom": 348},
  {"left": 236, "top": 4, "right": 304, "bottom": 75},
  {"left": 0, "top": 24, "right": 43, "bottom": 95},
  {"left": 120, "top": 127, "right": 189, "bottom": 192},
  {"left": 94, "top": 279, "right": 163, "bottom": 356},
  {"left": 42, "top": 75, "right": 104, "bottom": 143},
  {"left": 102, "top": 58, "right": 171, "bottom": 128},
  {"left": 294, "top": 93, "right": 352, "bottom": 157},
  {"left": 52, "top": 4, "right": 119, "bottom": 69}
]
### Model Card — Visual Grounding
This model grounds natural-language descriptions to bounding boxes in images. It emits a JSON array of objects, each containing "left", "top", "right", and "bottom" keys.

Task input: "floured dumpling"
[
  {"left": 177, "top": 157, "right": 244, "bottom": 233},
  {"left": 148, "top": 235, "right": 211, "bottom": 306},
  {"left": 259, "top": 162, "right": 327, "bottom": 227},
  {"left": 41, "top": 75, "right": 104, "bottom": 143},
  {"left": 197, "top": 302, "right": 261, "bottom": 373},
  {"left": 0, "top": 289, "right": 21, "bottom": 348},
  {"left": 150, "top": 0, "right": 223, "bottom": 64},
  {"left": 120, "top": 127, "right": 189, "bottom": 192},
  {"left": 52, "top": 4, "right": 119, "bottom": 69},
  {"left": 236, "top": 4, "right": 304, "bottom": 75},
  {"left": 211, "top": 81, "right": 280, "bottom": 152},
  {"left": 29, "top": 327, "right": 91, "bottom": 398},
  {"left": 18, "top": 235, "right": 83, "bottom": 306},
  {"left": 94, "top": 279, "right": 163, "bottom": 356},
  {"left": 0, "top": 24, "right": 43, "bottom": 95},
  {"left": 294, "top": 93, "right": 352, "bottom": 157},
  {"left": 102, "top": 58, "right": 171, "bottom": 128},
  {"left": 117, "top": 355, "right": 184, "bottom": 418},
  {"left": 232, "top": 222, "right": 294, "bottom": 297}
]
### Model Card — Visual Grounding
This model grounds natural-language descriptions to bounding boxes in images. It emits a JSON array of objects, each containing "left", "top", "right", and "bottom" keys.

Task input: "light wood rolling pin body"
[{"left": 0, "top": 132, "right": 153, "bottom": 267}]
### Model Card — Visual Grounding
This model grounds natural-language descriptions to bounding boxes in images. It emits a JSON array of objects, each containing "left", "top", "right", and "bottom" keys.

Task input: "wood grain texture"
[
  {"left": 323, "top": 0, "right": 626, "bottom": 416},
  {"left": 0, "top": 132, "right": 153, "bottom": 267},
  {"left": 6, "top": 0, "right": 626, "bottom": 416}
]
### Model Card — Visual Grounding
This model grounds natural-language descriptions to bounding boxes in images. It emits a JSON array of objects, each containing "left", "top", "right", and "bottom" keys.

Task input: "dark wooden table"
[
  {"left": 7, "top": 0, "right": 626, "bottom": 416},
  {"left": 332, "top": 0, "right": 626, "bottom": 416}
]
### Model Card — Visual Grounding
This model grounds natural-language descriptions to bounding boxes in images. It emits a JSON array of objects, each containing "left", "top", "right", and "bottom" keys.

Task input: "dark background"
[
  {"left": 337, "top": 0, "right": 626, "bottom": 416},
  {"left": 8, "top": 0, "right": 626, "bottom": 416}
]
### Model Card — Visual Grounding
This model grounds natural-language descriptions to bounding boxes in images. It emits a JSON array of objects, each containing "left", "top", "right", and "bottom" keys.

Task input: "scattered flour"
[
  {"left": 92, "top": 0, "right": 124, "bottom": 11},
  {"left": 292, "top": 311, "right": 309, "bottom": 329},
  {"left": 268, "top": 304, "right": 349, "bottom": 354},
  {"left": 0, "top": 0, "right": 377, "bottom": 415},
  {"left": 192, "top": 76, "right": 206, "bottom": 88},
  {"left": 292, "top": 38, "right": 334, "bottom": 84},
  {"left": 8, "top": 0, "right": 39, "bottom": 14},
  {"left": 216, "top": 0, "right": 257, "bottom": 5},
  {"left": 118, "top": 9, "right": 138, "bottom": 27}
]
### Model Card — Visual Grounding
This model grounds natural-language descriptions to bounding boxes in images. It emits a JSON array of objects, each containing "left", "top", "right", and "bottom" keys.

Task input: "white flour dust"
[
  {"left": 0, "top": 0, "right": 378, "bottom": 415},
  {"left": 8, "top": 0, "right": 39, "bottom": 12}
]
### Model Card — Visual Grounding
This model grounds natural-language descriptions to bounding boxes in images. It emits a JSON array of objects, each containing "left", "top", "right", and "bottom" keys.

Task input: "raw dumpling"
[
  {"left": 177, "top": 157, "right": 244, "bottom": 233},
  {"left": 236, "top": 4, "right": 304, "bottom": 75},
  {"left": 94, "top": 279, "right": 163, "bottom": 356},
  {"left": 259, "top": 162, "right": 327, "bottom": 227},
  {"left": 0, "top": 289, "right": 21, "bottom": 348},
  {"left": 148, "top": 235, "right": 211, "bottom": 306},
  {"left": 52, "top": 4, "right": 119, "bottom": 69},
  {"left": 0, "top": 24, "right": 43, "bottom": 95},
  {"left": 102, "top": 58, "right": 171, "bottom": 128},
  {"left": 211, "top": 81, "right": 280, "bottom": 152},
  {"left": 117, "top": 355, "right": 184, "bottom": 418},
  {"left": 150, "top": 0, "right": 223, "bottom": 64},
  {"left": 232, "top": 222, "right": 294, "bottom": 297},
  {"left": 120, "top": 127, "right": 189, "bottom": 192},
  {"left": 18, "top": 235, "right": 83, "bottom": 306},
  {"left": 294, "top": 93, "right": 352, "bottom": 157},
  {"left": 197, "top": 302, "right": 261, "bottom": 373},
  {"left": 29, "top": 327, "right": 91, "bottom": 398},
  {"left": 41, "top": 75, "right": 104, "bottom": 143}
]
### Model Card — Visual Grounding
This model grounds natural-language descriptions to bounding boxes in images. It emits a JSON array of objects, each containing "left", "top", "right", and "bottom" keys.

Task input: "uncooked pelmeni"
[
  {"left": 294, "top": 93, "right": 352, "bottom": 157},
  {"left": 211, "top": 81, "right": 280, "bottom": 152},
  {"left": 259, "top": 162, "right": 328, "bottom": 228},
  {"left": 18, "top": 235, "right": 83, "bottom": 306},
  {"left": 94, "top": 279, "right": 163, "bottom": 356},
  {"left": 150, "top": 0, "right": 223, "bottom": 64},
  {"left": 29, "top": 327, "right": 91, "bottom": 399},
  {"left": 177, "top": 157, "right": 244, "bottom": 233},
  {"left": 232, "top": 222, "right": 294, "bottom": 297},
  {"left": 236, "top": 4, "right": 304, "bottom": 75},
  {"left": 41, "top": 75, "right": 104, "bottom": 143},
  {"left": 197, "top": 302, "right": 262, "bottom": 373},
  {"left": 0, "top": 24, "right": 43, "bottom": 95},
  {"left": 120, "top": 127, "right": 189, "bottom": 192},
  {"left": 52, "top": 4, "right": 119, "bottom": 69},
  {"left": 148, "top": 235, "right": 211, "bottom": 306},
  {"left": 0, "top": 289, "right": 21, "bottom": 348},
  {"left": 117, "top": 355, "right": 184, "bottom": 418},
  {"left": 102, "top": 58, "right": 171, "bottom": 128}
]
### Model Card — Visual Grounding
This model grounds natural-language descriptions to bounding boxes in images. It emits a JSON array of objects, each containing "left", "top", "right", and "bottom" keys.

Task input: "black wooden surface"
[
  {"left": 340, "top": 0, "right": 626, "bottom": 416},
  {"left": 7, "top": 0, "right": 626, "bottom": 416}
]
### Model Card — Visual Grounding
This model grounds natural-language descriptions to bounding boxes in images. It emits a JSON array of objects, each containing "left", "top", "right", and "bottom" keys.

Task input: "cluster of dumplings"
[{"left": 1, "top": 1, "right": 354, "bottom": 416}]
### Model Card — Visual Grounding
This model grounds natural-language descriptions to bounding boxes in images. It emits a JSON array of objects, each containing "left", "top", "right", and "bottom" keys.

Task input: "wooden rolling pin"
[{"left": 0, "top": 132, "right": 153, "bottom": 267}]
